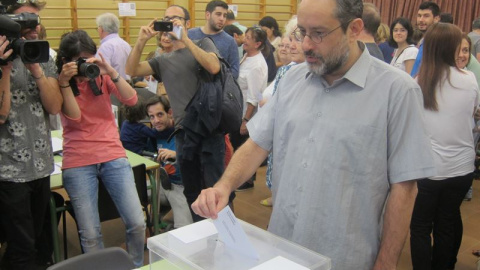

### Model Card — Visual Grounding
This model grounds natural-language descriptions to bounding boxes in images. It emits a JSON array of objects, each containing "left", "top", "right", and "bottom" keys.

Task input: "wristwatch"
[{"left": 111, "top": 73, "right": 120, "bottom": 83}]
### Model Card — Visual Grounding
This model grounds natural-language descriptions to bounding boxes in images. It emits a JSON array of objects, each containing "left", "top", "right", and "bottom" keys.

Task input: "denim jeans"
[{"left": 63, "top": 158, "right": 145, "bottom": 267}]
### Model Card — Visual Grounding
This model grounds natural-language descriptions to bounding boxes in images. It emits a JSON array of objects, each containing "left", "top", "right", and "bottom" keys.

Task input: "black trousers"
[
  {"left": 229, "top": 130, "right": 256, "bottom": 182},
  {"left": 175, "top": 130, "right": 233, "bottom": 222},
  {"left": 410, "top": 173, "right": 473, "bottom": 270},
  {"left": 0, "top": 177, "right": 50, "bottom": 270}
]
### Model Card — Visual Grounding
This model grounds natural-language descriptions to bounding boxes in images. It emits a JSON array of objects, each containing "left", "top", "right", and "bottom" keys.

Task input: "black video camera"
[{"left": 0, "top": 10, "right": 49, "bottom": 65}]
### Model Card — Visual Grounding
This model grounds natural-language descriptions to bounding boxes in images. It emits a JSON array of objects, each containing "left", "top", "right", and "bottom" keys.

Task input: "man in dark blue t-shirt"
[{"left": 188, "top": 0, "right": 239, "bottom": 78}]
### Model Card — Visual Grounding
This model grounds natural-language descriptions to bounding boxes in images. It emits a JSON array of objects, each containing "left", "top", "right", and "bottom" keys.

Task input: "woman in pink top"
[{"left": 56, "top": 30, "right": 145, "bottom": 267}]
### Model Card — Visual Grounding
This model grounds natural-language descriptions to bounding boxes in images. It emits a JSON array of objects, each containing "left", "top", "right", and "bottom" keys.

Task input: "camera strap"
[
  {"left": 67, "top": 77, "right": 103, "bottom": 96},
  {"left": 89, "top": 77, "right": 103, "bottom": 96},
  {"left": 69, "top": 78, "right": 80, "bottom": 96}
]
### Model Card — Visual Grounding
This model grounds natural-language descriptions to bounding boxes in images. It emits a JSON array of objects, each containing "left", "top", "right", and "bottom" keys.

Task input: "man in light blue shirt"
[
  {"left": 96, "top": 13, "right": 132, "bottom": 81},
  {"left": 192, "top": 0, "right": 436, "bottom": 269}
]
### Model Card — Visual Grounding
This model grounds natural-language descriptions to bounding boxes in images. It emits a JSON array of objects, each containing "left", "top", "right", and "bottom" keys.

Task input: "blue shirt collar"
[{"left": 304, "top": 41, "right": 370, "bottom": 89}]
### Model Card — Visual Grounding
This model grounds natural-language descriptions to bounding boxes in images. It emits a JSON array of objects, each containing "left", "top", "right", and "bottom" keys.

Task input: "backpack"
[{"left": 197, "top": 38, "right": 243, "bottom": 133}]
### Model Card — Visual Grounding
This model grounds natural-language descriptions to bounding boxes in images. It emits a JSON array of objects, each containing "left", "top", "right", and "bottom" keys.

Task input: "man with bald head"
[
  {"left": 357, "top": 2, "right": 384, "bottom": 61},
  {"left": 191, "top": 0, "right": 435, "bottom": 268}
]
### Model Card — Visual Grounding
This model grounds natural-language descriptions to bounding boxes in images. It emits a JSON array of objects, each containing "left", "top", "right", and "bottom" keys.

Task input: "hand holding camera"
[
  {"left": 137, "top": 20, "right": 159, "bottom": 43},
  {"left": 60, "top": 53, "right": 115, "bottom": 83},
  {"left": 0, "top": 36, "right": 13, "bottom": 61},
  {"left": 58, "top": 57, "right": 98, "bottom": 84},
  {"left": 153, "top": 21, "right": 182, "bottom": 40},
  {"left": 59, "top": 55, "right": 106, "bottom": 96},
  {"left": 92, "top": 52, "right": 119, "bottom": 79},
  {"left": 58, "top": 61, "right": 77, "bottom": 86}
]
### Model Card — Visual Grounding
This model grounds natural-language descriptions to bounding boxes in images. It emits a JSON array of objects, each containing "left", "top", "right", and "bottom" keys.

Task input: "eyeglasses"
[
  {"left": 293, "top": 24, "right": 344, "bottom": 44},
  {"left": 278, "top": 44, "right": 290, "bottom": 49},
  {"left": 162, "top": 16, "right": 185, "bottom": 22}
]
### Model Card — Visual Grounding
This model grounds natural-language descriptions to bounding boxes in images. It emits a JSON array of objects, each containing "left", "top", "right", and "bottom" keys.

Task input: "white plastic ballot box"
[{"left": 147, "top": 219, "right": 331, "bottom": 270}]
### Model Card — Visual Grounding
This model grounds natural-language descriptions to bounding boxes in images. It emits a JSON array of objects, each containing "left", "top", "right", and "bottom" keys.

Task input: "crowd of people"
[{"left": 0, "top": 0, "right": 480, "bottom": 269}]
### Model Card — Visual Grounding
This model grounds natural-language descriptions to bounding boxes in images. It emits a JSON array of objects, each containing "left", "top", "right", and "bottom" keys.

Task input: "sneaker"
[
  {"left": 260, "top": 197, "right": 272, "bottom": 207},
  {"left": 464, "top": 186, "right": 473, "bottom": 201},
  {"left": 159, "top": 167, "right": 171, "bottom": 190},
  {"left": 236, "top": 181, "right": 254, "bottom": 191}
]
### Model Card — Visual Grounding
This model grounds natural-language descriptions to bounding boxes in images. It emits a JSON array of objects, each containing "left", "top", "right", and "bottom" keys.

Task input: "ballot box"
[{"left": 148, "top": 219, "right": 331, "bottom": 270}]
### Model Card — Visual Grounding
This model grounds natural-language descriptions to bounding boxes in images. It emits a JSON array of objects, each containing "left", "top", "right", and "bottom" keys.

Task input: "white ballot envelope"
[{"left": 213, "top": 205, "right": 259, "bottom": 260}]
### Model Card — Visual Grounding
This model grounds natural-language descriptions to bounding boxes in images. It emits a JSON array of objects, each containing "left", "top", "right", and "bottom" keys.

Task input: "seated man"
[{"left": 146, "top": 96, "right": 193, "bottom": 228}]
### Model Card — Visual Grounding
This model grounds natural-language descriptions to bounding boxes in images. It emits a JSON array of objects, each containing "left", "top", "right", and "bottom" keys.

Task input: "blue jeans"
[{"left": 63, "top": 158, "right": 145, "bottom": 267}]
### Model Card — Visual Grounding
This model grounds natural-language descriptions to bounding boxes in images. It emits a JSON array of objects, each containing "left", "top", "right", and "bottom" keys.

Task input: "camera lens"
[
  {"left": 23, "top": 42, "right": 40, "bottom": 60},
  {"left": 79, "top": 63, "right": 100, "bottom": 79},
  {"left": 13, "top": 40, "right": 50, "bottom": 64}
]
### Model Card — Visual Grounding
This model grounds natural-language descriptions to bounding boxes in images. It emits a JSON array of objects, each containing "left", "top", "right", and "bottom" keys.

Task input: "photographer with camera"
[
  {"left": 56, "top": 29, "right": 145, "bottom": 268},
  {"left": 126, "top": 5, "right": 228, "bottom": 222},
  {"left": 0, "top": 0, "right": 63, "bottom": 269}
]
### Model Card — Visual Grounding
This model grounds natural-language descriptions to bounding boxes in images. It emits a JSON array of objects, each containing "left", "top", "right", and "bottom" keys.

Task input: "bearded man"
[
  {"left": 191, "top": 0, "right": 437, "bottom": 269},
  {"left": 187, "top": 0, "right": 239, "bottom": 78}
]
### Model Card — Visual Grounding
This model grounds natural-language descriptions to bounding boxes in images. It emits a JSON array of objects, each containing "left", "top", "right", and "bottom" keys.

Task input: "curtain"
[{"left": 364, "top": 0, "right": 480, "bottom": 33}]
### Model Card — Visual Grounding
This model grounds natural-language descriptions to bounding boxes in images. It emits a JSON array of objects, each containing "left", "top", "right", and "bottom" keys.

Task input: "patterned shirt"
[{"left": 0, "top": 57, "right": 57, "bottom": 182}]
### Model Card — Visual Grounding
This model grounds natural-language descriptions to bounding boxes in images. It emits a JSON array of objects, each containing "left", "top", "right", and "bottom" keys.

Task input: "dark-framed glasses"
[
  {"left": 293, "top": 24, "right": 343, "bottom": 44},
  {"left": 162, "top": 16, "right": 185, "bottom": 22}
]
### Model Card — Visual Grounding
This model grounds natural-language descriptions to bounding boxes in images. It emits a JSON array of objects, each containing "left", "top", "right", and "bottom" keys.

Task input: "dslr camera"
[
  {"left": 67, "top": 58, "right": 102, "bottom": 97},
  {"left": 75, "top": 58, "right": 100, "bottom": 79}
]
